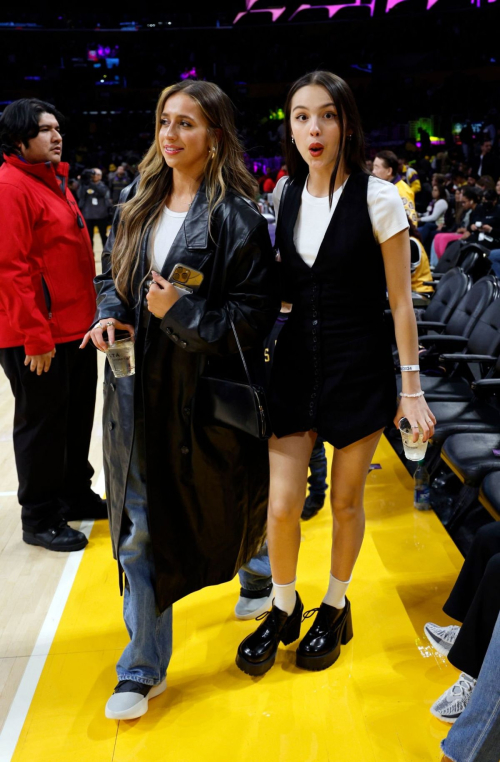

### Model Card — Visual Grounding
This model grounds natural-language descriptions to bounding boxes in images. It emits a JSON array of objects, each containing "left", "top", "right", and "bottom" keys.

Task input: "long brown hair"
[
  {"left": 112, "top": 80, "right": 258, "bottom": 303},
  {"left": 283, "top": 71, "right": 368, "bottom": 204}
]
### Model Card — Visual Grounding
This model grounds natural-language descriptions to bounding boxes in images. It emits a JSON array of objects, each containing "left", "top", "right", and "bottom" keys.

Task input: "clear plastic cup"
[
  {"left": 399, "top": 417, "right": 428, "bottom": 461},
  {"left": 105, "top": 336, "right": 135, "bottom": 378}
]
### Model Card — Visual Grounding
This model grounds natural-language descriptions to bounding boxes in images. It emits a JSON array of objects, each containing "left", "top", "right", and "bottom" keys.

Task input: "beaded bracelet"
[{"left": 400, "top": 391, "right": 425, "bottom": 398}]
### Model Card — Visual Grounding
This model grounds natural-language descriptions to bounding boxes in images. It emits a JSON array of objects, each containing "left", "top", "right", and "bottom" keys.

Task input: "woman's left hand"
[
  {"left": 394, "top": 396, "right": 437, "bottom": 443},
  {"left": 146, "top": 271, "right": 181, "bottom": 319}
]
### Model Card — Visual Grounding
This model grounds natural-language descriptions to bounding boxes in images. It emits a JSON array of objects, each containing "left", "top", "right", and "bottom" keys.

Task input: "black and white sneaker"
[
  {"left": 105, "top": 679, "right": 166, "bottom": 720},
  {"left": 430, "top": 672, "right": 476, "bottom": 723},
  {"left": 234, "top": 585, "right": 273, "bottom": 620},
  {"left": 424, "top": 622, "right": 461, "bottom": 657}
]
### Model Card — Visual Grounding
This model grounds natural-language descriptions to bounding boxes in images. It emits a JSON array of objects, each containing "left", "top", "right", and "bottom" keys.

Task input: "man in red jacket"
[{"left": 0, "top": 98, "right": 104, "bottom": 552}]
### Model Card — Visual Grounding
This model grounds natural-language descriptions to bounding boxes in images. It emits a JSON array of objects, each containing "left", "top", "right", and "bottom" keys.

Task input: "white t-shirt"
[
  {"left": 150, "top": 206, "right": 188, "bottom": 273},
  {"left": 273, "top": 174, "right": 409, "bottom": 267}
]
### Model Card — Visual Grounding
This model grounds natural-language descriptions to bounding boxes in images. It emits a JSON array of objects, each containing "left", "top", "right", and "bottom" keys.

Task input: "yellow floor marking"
[{"left": 12, "top": 437, "right": 462, "bottom": 762}]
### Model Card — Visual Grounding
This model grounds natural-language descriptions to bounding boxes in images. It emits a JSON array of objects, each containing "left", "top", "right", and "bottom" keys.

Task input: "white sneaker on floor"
[
  {"left": 430, "top": 672, "right": 476, "bottom": 724},
  {"left": 105, "top": 679, "right": 166, "bottom": 720},
  {"left": 424, "top": 622, "right": 461, "bottom": 657},
  {"left": 234, "top": 585, "right": 273, "bottom": 620}
]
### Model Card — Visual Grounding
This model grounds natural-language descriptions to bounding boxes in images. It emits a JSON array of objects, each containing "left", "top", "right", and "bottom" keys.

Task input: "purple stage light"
[
  {"left": 180, "top": 67, "right": 197, "bottom": 80},
  {"left": 234, "top": 0, "right": 497, "bottom": 22}
]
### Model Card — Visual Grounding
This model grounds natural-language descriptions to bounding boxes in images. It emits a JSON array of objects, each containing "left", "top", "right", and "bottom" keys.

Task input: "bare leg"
[
  {"left": 329, "top": 428, "right": 384, "bottom": 581},
  {"left": 267, "top": 431, "right": 317, "bottom": 585}
]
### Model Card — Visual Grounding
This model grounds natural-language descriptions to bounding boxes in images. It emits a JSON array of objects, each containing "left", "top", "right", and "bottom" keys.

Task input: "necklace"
[{"left": 167, "top": 190, "right": 196, "bottom": 212}]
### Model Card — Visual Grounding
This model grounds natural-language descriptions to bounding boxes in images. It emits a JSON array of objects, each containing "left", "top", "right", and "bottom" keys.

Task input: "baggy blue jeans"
[
  {"left": 441, "top": 612, "right": 500, "bottom": 762},
  {"left": 238, "top": 437, "right": 328, "bottom": 592},
  {"left": 116, "top": 407, "right": 173, "bottom": 687}
]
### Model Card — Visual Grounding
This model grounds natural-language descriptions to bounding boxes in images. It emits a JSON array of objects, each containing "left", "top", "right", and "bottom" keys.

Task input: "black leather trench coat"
[{"left": 95, "top": 180, "right": 279, "bottom": 613}]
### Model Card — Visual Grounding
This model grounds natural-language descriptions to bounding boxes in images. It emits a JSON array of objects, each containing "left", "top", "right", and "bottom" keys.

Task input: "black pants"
[
  {"left": 443, "top": 522, "right": 500, "bottom": 679},
  {"left": 0, "top": 340, "right": 97, "bottom": 532},
  {"left": 85, "top": 217, "right": 108, "bottom": 250}
]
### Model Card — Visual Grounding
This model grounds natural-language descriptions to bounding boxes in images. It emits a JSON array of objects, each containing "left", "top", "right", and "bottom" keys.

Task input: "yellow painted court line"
[{"left": 11, "top": 440, "right": 463, "bottom": 762}]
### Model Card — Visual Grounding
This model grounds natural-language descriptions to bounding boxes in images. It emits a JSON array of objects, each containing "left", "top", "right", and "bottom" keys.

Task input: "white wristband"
[
  {"left": 400, "top": 365, "right": 420, "bottom": 372},
  {"left": 400, "top": 391, "right": 425, "bottom": 398}
]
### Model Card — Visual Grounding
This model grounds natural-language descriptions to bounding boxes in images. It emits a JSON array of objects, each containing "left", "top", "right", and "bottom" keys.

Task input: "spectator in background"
[
  {"left": 408, "top": 222, "right": 433, "bottom": 294},
  {"left": 429, "top": 186, "right": 481, "bottom": 265},
  {"left": 373, "top": 150, "right": 418, "bottom": 225},
  {"left": 459, "top": 122, "right": 473, "bottom": 162},
  {"left": 276, "top": 163, "right": 288, "bottom": 182},
  {"left": 453, "top": 170, "right": 467, "bottom": 189},
  {"left": 425, "top": 523, "right": 500, "bottom": 726},
  {"left": 109, "top": 164, "right": 131, "bottom": 206},
  {"left": 478, "top": 175, "right": 495, "bottom": 193},
  {"left": 0, "top": 98, "right": 104, "bottom": 553},
  {"left": 440, "top": 612, "right": 500, "bottom": 762},
  {"left": 398, "top": 155, "right": 421, "bottom": 196},
  {"left": 78, "top": 168, "right": 111, "bottom": 250},
  {"left": 262, "top": 167, "right": 276, "bottom": 193},
  {"left": 467, "top": 172, "right": 479, "bottom": 187},
  {"left": 470, "top": 189, "right": 500, "bottom": 248},
  {"left": 472, "top": 138, "right": 500, "bottom": 180},
  {"left": 418, "top": 183, "right": 449, "bottom": 250}
]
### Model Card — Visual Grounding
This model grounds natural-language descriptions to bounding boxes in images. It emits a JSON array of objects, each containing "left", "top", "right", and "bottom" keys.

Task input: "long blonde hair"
[{"left": 111, "top": 80, "right": 258, "bottom": 303}]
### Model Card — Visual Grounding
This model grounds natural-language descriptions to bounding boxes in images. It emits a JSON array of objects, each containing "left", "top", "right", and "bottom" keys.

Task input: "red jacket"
[{"left": 0, "top": 155, "right": 96, "bottom": 355}]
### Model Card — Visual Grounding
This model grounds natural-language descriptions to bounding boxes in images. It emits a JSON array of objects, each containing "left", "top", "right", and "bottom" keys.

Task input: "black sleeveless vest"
[{"left": 270, "top": 171, "right": 397, "bottom": 448}]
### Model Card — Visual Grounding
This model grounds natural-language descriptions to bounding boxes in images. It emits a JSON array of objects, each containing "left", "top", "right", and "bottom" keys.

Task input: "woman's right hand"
[{"left": 80, "top": 318, "right": 135, "bottom": 351}]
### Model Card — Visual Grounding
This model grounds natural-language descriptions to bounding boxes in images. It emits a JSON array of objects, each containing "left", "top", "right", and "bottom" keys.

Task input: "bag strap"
[
  {"left": 274, "top": 177, "right": 290, "bottom": 258},
  {"left": 229, "top": 316, "right": 254, "bottom": 388}
]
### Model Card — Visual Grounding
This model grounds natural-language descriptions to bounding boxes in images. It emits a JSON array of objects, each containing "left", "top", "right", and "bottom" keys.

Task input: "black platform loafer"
[
  {"left": 23, "top": 520, "right": 88, "bottom": 552},
  {"left": 236, "top": 592, "right": 304, "bottom": 676},
  {"left": 296, "top": 597, "right": 353, "bottom": 671}
]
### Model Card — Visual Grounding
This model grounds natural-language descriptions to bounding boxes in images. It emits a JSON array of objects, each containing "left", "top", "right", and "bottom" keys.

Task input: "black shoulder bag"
[{"left": 198, "top": 317, "right": 271, "bottom": 440}]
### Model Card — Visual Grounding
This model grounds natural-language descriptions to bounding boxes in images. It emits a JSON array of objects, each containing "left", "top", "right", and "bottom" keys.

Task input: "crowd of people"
[{"left": 0, "top": 80, "right": 499, "bottom": 762}]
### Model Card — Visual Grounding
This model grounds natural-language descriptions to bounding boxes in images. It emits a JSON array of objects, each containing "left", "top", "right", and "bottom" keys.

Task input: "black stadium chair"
[
  {"left": 439, "top": 411, "right": 500, "bottom": 531},
  {"left": 415, "top": 267, "right": 471, "bottom": 326},
  {"left": 417, "top": 275, "right": 497, "bottom": 340},
  {"left": 479, "top": 472, "right": 500, "bottom": 520},
  {"left": 432, "top": 241, "right": 491, "bottom": 282},
  {"left": 422, "top": 355, "right": 500, "bottom": 476},
  {"left": 398, "top": 288, "right": 500, "bottom": 402}
]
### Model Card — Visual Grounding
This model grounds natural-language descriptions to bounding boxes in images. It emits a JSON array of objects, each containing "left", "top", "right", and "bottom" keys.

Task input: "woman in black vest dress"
[{"left": 236, "top": 71, "right": 436, "bottom": 676}]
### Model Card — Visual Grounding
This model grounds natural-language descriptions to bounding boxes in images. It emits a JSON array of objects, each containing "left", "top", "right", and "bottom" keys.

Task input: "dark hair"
[
  {"left": 0, "top": 98, "right": 65, "bottom": 156},
  {"left": 483, "top": 189, "right": 498, "bottom": 205},
  {"left": 375, "top": 150, "right": 399, "bottom": 179},
  {"left": 433, "top": 184, "right": 448, "bottom": 201},
  {"left": 461, "top": 186, "right": 480, "bottom": 203},
  {"left": 283, "top": 70, "right": 368, "bottom": 204},
  {"left": 478, "top": 174, "right": 495, "bottom": 190}
]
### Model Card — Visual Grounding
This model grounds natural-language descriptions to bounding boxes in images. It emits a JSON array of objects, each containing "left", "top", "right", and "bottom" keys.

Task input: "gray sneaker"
[
  {"left": 105, "top": 678, "right": 166, "bottom": 720},
  {"left": 430, "top": 672, "right": 476, "bottom": 724},
  {"left": 235, "top": 585, "right": 273, "bottom": 621},
  {"left": 424, "top": 622, "right": 461, "bottom": 657}
]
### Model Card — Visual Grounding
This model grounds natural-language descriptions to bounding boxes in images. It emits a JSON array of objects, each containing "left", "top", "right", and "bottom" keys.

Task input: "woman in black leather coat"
[{"left": 81, "top": 80, "right": 279, "bottom": 720}]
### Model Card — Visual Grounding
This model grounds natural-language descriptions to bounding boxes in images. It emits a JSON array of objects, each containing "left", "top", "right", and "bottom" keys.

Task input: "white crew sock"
[
  {"left": 272, "top": 579, "right": 297, "bottom": 615},
  {"left": 323, "top": 572, "right": 352, "bottom": 610}
]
